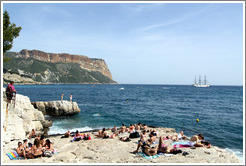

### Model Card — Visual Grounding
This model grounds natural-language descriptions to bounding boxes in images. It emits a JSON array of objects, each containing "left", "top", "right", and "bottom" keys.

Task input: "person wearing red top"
[{"left": 5, "top": 81, "right": 17, "bottom": 106}]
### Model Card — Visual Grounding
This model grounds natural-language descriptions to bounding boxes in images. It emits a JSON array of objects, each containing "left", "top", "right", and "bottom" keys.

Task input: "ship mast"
[
  {"left": 199, "top": 75, "right": 201, "bottom": 85},
  {"left": 194, "top": 76, "right": 197, "bottom": 84},
  {"left": 204, "top": 75, "right": 207, "bottom": 85}
]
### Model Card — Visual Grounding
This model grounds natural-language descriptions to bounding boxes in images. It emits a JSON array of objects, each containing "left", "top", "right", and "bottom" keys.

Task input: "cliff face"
[
  {"left": 18, "top": 49, "right": 113, "bottom": 80},
  {"left": 3, "top": 50, "right": 117, "bottom": 84}
]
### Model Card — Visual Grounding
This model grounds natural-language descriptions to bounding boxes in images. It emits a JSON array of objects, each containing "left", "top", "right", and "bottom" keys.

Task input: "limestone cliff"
[
  {"left": 3, "top": 50, "right": 117, "bottom": 84},
  {"left": 18, "top": 49, "right": 113, "bottom": 80}
]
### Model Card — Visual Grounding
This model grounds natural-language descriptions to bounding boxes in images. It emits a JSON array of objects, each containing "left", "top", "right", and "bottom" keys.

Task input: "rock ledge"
[{"left": 32, "top": 100, "right": 80, "bottom": 116}]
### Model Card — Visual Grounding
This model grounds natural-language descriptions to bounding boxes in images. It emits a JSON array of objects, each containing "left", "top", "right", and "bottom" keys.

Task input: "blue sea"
[{"left": 13, "top": 84, "right": 243, "bottom": 161}]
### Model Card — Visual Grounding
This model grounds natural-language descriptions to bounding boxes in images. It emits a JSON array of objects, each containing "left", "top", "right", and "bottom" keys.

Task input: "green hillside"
[{"left": 3, "top": 58, "right": 116, "bottom": 84}]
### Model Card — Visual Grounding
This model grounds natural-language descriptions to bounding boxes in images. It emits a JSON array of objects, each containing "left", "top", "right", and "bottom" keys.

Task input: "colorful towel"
[
  {"left": 6, "top": 151, "right": 19, "bottom": 160},
  {"left": 171, "top": 141, "right": 191, "bottom": 145},
  {"left": 173, "top": 144, "right": 191, "bottom": 148},
  {"left": 137, "top": 152, "right": 160, "bottom": 160}
]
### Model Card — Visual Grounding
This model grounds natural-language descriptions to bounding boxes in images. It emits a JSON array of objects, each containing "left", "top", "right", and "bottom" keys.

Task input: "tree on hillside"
[{"left": 3, "top": 10, "right": 22, "bottom": 62}]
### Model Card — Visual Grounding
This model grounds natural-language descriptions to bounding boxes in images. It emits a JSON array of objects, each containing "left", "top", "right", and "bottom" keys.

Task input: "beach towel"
[
  {"left": 173, "top": 144, "right": 191, "bottom": 148},
  {"left": 6, "top": 151, "right": 24, "bottom": 160},
  {"left": 171, "top": 141, "right": 191, "bottom": 145},
  {"left": 6, "top": 151, "right": 18, "bottom": 160},
  {"left": 137, "top": 152, "right": 160, "bottom": 160},
  {"left": 158, "top": 153, "right": 174, "bottom": 157}
]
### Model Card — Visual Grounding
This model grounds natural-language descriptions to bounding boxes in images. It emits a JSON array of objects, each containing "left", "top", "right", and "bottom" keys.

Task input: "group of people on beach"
[
  {"left": 60, "top": 130, "right": 92, "bottom": 142},
  {"left": 16, "top": 129, "right": 54, "bottom": 159},
  {"left": 60, "top": 122, "right": 211, "bottom": 157},
  {"left": 61, "top": 93, "right": 72, "bottom": 103}
]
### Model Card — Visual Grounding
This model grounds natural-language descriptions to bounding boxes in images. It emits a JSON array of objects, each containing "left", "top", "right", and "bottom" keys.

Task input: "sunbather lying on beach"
[
  {"left": 61, "top": 130, "right": 70, "bottom": 138},
  {"left": 158, "top": 136, "right": 182, "bottom": 154},
  {"left": 83, "top": 133, "right": 91, "bottom": 140},
  {"left": 190, "top": 134, "right": 206, "bottom": 147},
  {"left": 119, "top": 137, "right": 131, "bottom": 142},
  {"left": 166, "top": 134, "right": 179, "bottom": 141},
  {"left": 178, "top": 131, "right": 187, "bottom": 140},
  {"left": 188, "top": 134, "right": 211, "bottom": 148}
]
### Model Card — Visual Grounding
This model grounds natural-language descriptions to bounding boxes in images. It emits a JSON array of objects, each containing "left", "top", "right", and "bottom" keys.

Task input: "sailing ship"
[{"left": 193, "top": 75, "right": 210, "bottom": 87}]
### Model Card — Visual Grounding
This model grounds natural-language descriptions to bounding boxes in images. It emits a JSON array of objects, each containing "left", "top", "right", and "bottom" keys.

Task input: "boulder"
[
  {"left": 32, "top": 100, "right": 80, "bottom": 116},
  {"left": 41, "top": 120, "right": 53, "bottom": 128}
]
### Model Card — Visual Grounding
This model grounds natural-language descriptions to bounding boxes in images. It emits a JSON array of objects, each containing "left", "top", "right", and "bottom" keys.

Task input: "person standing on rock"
[
  {"left": 5, "top": 81, "right": 17, "bottom": 108},
  {"left": 61, "top": 93, "right": 64, "bottom": 102},
  {"left": 70, "top": 94, "right": 72, "bottom": 103}
]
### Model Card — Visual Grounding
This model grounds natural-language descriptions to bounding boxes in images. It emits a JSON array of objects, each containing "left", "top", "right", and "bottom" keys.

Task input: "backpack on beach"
[{"left": 129, "top": 131, "right": 140, "bottom": 138}]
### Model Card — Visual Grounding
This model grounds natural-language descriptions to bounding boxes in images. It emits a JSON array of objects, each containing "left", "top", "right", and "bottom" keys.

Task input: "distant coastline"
[{"left": 3, "top": 49, "right": 117, "bottom": 84}]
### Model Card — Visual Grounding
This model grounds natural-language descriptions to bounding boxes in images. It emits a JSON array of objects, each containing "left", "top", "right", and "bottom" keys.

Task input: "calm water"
[{"left": 13, "top": 84, "right": 243, "bottom": 160}]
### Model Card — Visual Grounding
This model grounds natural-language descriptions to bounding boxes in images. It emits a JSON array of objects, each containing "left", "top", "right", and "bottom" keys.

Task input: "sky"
[{"left": 3, "top": 2, "right": 244, "bottom": 85}]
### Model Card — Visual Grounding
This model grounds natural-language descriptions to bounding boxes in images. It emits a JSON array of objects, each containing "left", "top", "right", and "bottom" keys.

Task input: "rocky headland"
[{"left": 3, "top": 49, "right": 117, "bottom": 84}]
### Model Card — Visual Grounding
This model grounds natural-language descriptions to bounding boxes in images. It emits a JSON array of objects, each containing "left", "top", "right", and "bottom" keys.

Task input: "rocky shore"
[
  {"left": 2, "top": 91, "right": 241, "bottom": 164},
  {"left": 2, "top": 88, "right": 52, "bottom": 142},
  {"left": 2, "top": 127, "right": 240, "bottom": 163}
]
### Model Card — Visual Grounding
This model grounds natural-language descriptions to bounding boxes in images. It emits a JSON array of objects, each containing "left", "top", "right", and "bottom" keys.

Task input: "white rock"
[
  {"left": 33, "top": 100, "right": 80, "bottom": 116},
  {"left": 2, "top": 89, "right": 48, "bottom": 141}
]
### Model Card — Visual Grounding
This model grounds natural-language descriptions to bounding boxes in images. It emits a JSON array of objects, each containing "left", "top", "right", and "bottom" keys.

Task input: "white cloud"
[{"left": 139, "top": 6, "right": 212, "bottom": 32}]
